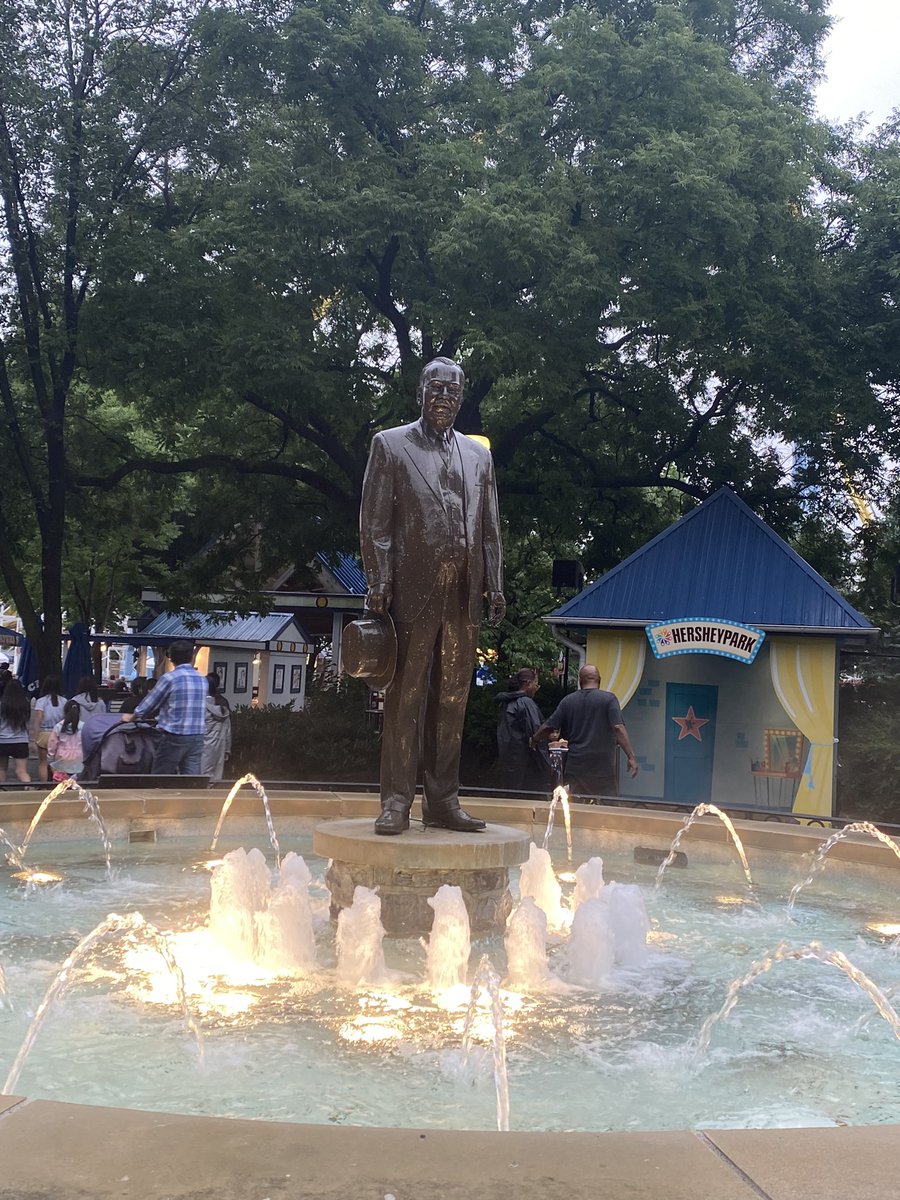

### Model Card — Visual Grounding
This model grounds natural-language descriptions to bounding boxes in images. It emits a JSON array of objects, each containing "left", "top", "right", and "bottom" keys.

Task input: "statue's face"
[{"left": 420, "top": 363, "right": 463, "bottom": 434}]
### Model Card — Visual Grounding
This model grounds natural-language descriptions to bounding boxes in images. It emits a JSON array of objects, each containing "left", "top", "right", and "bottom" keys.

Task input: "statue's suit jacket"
[{"left": 360, "top": 420, "right": 503, "bottom": 626}]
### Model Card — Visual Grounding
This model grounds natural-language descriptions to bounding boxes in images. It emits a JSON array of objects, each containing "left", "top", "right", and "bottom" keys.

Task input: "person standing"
[
  {"left": 47, "top": 700, "right": 85, "bottom": 781},
  {"left": 120, "top": 641, "right": 206, "bottom": 775},
  {"left": 496, "top": 668, "right": 551, "bottom": 791},
  {"left": 531, "top": 665, "right": 639, "bottom": 800},
  {"left": 0, "top": 678, "right": 32, "bottom": 783},
  {"left": 30, "top": 676, "right": 68, "bottom": 783},
  {"left": 359, "top": 356, "right": 505, "bottom": 835},
  {"left": 201, "top": 673, "right": 232, "bottom": 782},
  {"left": 70, "top": 676, "right": 108, "bottom": 718}
]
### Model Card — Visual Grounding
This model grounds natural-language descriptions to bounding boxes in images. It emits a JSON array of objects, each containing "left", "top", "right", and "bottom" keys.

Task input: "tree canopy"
[{"left": 1, "top": 0, "right": 898, "bottom": 674}]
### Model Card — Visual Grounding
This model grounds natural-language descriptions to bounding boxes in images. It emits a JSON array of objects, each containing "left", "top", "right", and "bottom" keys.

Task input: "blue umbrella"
[
  {"left": 62, "top": 622, "right": 94, "bottom": 696},
  {"left": 15, "top": 637, "right": 39, "bottom": 690}
]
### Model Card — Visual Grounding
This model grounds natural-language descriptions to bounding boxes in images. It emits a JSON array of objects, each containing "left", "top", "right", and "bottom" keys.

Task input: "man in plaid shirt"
[{"left": 121, "top": 640, "right": 207, "bottom": 775}]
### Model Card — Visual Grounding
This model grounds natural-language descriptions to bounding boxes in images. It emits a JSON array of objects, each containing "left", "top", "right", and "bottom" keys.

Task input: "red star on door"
[{"left": 672, "top": 705, "right": 710, "bottom": 742}]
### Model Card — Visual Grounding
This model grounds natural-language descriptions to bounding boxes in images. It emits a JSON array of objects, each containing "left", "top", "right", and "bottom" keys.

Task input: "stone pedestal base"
[{"left": 314, "top": 818, "right": 530, "bottom": 937}]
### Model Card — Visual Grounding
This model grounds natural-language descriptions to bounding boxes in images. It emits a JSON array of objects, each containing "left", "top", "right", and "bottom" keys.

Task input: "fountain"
[
  {"left": 655, "top": 802, "right": 754, "bottom": 894},
  {"left": 15, "top": 777, "right": 111, "bottom": 872},
  {"left": 542, "top": 785, "right": 573, "bottom": 861},
  {"left": 426, "top": 884, "right": 471, "bottom": 998},
  {"left": 788, "top": 821, "right": 900, "bottom": 912},
  {"left": 4, "top": 777, "right": 900, "bottom": 1136},
  {"left": 3, "top": 912, "right": 203, "bottom": 1095},
  {"left": 210, "top": 773, "right": 281, "bottom": 865}
]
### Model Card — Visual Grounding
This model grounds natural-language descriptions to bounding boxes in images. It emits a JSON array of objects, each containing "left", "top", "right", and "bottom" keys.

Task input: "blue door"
[{"left": 664, "top": 683, "right": 718, "bottom": 805}]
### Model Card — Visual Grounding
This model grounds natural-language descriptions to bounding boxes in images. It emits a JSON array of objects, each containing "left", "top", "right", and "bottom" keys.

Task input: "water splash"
[
  {"left": 0, "top": 959, "right": 7, "bottom": 1009},
  {"left": 3, "top": 912, "right": 203, "bottom": 1095},
  {"left": 605, "top": 882, "right": 650, "bottom": 966},
  {"left": 655, "top": 803, "right": 754, "bottom": 894},
  {"left": 518, "top": 843, "right": 566, "bottom": 930},
  {"left": 335, "top": 886, "right": 390, "bottom": 986},
  {"left": 0, "top": 827, "right": 23, "bottom": 870},
  {"left": 17, "top": 778, "right": 111, "bottom": 872},
  {"left": 694, "top": 940, "right": 900, "bottom": 1065},
  {"left": 426, "top": 885, "right": 471, "bottom": 996},
  {"left": 565, "top": 896, "right": 615, "bottom": 986},
  {"left": 210, "top": 773, "right": 281, "bottom": 865},
  {"left": 209, "top": 848, "right": 317, "bottom": 972},
  {"left": 461, "top": 953, "right": 510, "bottom": 1132},
  {"left": 573, "top": 856, "right": 605, "bottom": 909},
  {"left": 788, "top": 822, "right": 900, "bottom": 913},
  {"left": 542, "top": 785, "right": 573, "bottom": 861},
  {"left": 505, "top": 897, "right": 549, "bottom": 989}
]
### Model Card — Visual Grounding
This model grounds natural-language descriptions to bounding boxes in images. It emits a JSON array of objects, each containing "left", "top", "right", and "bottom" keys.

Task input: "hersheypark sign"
[{"left": 645, "top": 618, "right": 766, "bottom": 664}]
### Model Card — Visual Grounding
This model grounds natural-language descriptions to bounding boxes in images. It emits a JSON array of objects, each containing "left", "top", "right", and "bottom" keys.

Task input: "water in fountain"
[
  {"left": 0, "top": 826, "right": 23, "bottom": 869},
  {"left": 335, "top": 886, "right": 391, "bottom": 986},
  {"left": 0, "top": 959, "right": 7, "bottom": 1008},
  {"left": 209, "top": 773, "right": 281, "bottom": 865},
  {"left": 426, "top": 885, "right": 471, "bottom": 996},
  {"left": 787, "top": 822, "right": 900, "bottom": 913},
  {"left": 460, "top": 953, "right": 510, "bottom": 1132},
  {"left": 3, "top": 911, "right": 203, "bottom": 1095},
  {"left": 505, "top": 897, "right": 549, "bottom": 988},
  {"left": 655, "top": 802, "right": 754, "bottom": 894},
  {"left": 16, "top": 778, "right": 112, "bottom": 872},
  {"left": 573, "top": 856, "right": 605, "bottom": 908},
  {"left": 542, "top": 785, "right": 573, "bottom": 861},
  {"left": 564, "top": 896, "right": 615, "bottom": 986},
  {"left": 519, "top": 843, "right": 566, "bottom": 930},
  {"left": 694, "top": 940, "right": 900, "bottom": 1065},
  {"left": 605, "top": 882, "right": 650, "bottom": 966},
  {"left": 208, "top": 847, "right": 317, "bottom": 973}
]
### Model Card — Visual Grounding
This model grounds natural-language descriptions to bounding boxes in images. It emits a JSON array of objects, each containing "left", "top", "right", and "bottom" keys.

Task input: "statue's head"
[{"left": 418, "top": 357, "right": 464, "bottom": 435}]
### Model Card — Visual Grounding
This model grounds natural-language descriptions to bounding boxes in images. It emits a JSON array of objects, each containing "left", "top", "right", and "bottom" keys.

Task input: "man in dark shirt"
[{"left": 531, "top": 664, "right": 639, "bottom": 799}]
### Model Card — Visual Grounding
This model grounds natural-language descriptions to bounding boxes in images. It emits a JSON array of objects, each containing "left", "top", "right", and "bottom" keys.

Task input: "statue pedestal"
[{"left": 314, "top": 818, "right": 530, "bottom": 936}]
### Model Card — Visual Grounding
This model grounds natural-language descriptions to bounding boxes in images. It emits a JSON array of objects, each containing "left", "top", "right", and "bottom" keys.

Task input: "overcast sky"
[{"left": 815, "top": 0, "right": 900, "bottom": 127}]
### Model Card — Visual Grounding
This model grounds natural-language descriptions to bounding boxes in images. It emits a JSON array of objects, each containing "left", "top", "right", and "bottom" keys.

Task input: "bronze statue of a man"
[{"left": 360, "top": 357, "right": 505, "bottom": 835}]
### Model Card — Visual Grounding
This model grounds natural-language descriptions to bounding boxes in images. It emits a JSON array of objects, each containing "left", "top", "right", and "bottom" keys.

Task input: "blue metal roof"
[
  {"left": 550, "top": 488, "right": 876, "bottom": 636},
  {"left": 315, "top": 551, "right": 367, "bottom": 595},
  {"left": 140, "top": 611, "right": 310, "bottom": 645}
]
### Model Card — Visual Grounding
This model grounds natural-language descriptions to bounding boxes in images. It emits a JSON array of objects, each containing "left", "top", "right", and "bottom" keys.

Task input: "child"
[{"left": 47, "top": 700, "right": 85, "bottom": 782}]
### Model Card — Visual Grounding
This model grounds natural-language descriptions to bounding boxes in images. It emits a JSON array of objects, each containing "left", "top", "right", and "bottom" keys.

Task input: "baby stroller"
[{"left": 81, "top": 715, "right": 162, "bottom": 786}]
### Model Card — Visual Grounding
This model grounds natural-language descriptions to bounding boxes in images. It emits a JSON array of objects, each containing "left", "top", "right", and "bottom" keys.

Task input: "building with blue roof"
[{"left": 546, "top": 488, "right": 877, "bottom": 818}]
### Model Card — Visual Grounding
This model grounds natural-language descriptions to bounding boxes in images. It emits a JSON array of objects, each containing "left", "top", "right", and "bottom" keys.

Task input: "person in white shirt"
[{"left": 30, "top": 675, "right": 68, "bottom": 783}]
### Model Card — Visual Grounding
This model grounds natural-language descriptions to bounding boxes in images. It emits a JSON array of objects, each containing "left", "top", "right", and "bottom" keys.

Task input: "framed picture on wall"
[
  {"left": 272, "top": 664, "right": 285, "bottom": 694},
  {"left": 234, "top": 662, "right": 249, "bottom": 694},
  {"left": 290, "top": 664, "right": 303, "bottom": 694},
  {"left": 212, "top": 661, "right": 227, "bottom": 691}
]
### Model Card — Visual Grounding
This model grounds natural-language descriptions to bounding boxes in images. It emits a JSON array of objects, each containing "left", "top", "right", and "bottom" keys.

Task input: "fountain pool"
[{"left": 3, "top": 815, "right": 900, "bottom": 1134}]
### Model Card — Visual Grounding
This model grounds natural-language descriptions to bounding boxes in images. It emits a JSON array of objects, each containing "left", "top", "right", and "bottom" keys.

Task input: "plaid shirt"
[{"left": 133, "top": 665, "right": 207, "bottom": 735}]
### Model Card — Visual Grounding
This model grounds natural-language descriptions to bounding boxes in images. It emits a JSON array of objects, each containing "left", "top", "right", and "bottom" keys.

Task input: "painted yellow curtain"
[
  {"left": 769, "top": 638, "right": 837, "bottom": 818},
  {"left": 585, "top": 630, "right": 646, "bottom": 708}
]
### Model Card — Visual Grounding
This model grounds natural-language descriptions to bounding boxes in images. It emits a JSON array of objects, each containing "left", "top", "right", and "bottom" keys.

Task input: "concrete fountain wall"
[{"left": 1, "top": 787, "right": 899, "bottom": 1200}]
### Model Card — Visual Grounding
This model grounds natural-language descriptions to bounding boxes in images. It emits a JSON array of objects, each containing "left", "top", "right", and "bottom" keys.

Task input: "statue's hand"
[
  {"left": 486, "top": 591, "right": 506, "bottom": 626},
  {"left": 365, "top": 586, "right": 392, "bottom": 616}
]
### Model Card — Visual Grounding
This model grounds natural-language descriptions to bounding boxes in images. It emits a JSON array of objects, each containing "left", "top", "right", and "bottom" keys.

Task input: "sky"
[{"left": 815, "top": 0, "right": 900, "bottom": 127}]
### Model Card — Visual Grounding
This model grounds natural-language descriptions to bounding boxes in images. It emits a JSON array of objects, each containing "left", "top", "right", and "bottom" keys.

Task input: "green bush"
[
  {"left": 837, "top": 677, "right": 900, "bottom": 822},
  {"left": 230, "top": 675, "right": 380, "bottom": 781}
]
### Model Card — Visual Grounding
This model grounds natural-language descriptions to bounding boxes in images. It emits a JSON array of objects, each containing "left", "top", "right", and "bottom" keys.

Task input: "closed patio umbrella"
[{"left": 62, "top": 623, "right": 94, "bottom": 696}]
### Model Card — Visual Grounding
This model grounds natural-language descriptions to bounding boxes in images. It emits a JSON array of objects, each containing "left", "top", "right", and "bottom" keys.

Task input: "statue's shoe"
[
  {"left": 374, "top": 806, "right": 410, "bottom": 835},
  {"left": 423, "top": 806, "right": 486, "bottom": 833}
]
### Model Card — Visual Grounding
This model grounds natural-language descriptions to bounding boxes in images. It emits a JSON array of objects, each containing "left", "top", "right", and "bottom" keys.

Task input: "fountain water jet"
[
  {"left": 16, "top": 778, "right": 111, "bottom": 872},
  {"left": 210, "top": 774, "right": 281, "bottom": 865},
  {"left": 460, "top": 953, "right": 510, "bottom": 1132},
  {"left": 694, "top": 940, "right": 900, "bottom": 1065},
  {"left": 542, "top": 786, "right": 572, "bottom": 861},
  {"left": 655, "top": 803, "right": 754, "bottom": 894},
  {"left": 565, "top": 896, "right": 615, "bottom": 986},
  {"left": 3, "top": 911, "right": 203, "bottom": 1095},
  {"left": 605, "top": 882, "right": 650, "bottom": 966},
  {"left": 572, "top": 856, "right": 605, "bottom": 909},
  {"left": 0, "top": 827, "right": 23, "bottom": 870},
  {"left": 518, "top": 844, "right": 566, "bottom": 930},
  {"left": 335, "top": 886, "right": 391, "bottom": 986},
  {"left": 505, "top": 897, "right": 549, "bottom": 989},
  {"left": 426, "top": 885, "right": 471, "bottom": 997},
  {"left": 788, "top": 822, "right": 900, "bottom": 913}
]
